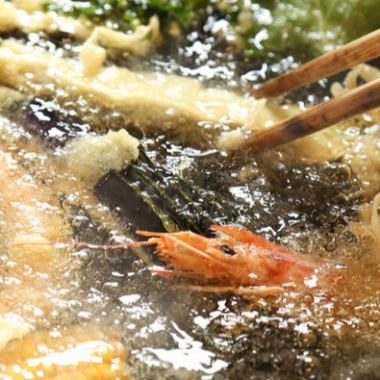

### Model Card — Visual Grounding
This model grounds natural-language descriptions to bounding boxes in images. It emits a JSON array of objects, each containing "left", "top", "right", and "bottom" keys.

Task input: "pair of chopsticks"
[{"left": 243, "top": 29, "right": 380, "bottom": 152}]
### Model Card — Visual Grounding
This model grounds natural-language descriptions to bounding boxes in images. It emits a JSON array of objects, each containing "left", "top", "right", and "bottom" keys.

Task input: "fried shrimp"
[{"left": 132, "top": 225, "right": 341, "bottom": 296}]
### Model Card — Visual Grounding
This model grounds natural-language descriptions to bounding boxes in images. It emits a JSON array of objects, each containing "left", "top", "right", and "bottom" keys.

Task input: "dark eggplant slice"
[
  {"left": 22, "top": 97, "right": 92, "bottom": 147},
  {"left": 96, "top": 149, "right": 214, "bottom": 234},
  {"left": 120, "top": 149, "right": 214, "bottom": 234},
  {"left": 95, "top": 170, "right": 166, "bottom": 233}
]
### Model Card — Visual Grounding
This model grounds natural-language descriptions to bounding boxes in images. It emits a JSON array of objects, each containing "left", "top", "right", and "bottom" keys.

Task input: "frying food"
[
  {"left": 0, "top": 1, "right": 380, "bottom": 379},
  {"left": 0, "top": 326, "right": 129, "bottom": 379},
  {"left": 0, "top": 127, "right": 129, "bottom": 378},
  {"left": 133, "top": 226, "right": 328, "bottom": 295}
]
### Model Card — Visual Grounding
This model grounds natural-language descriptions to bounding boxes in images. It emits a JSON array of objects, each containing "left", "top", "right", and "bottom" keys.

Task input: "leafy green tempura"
[
  {"left": 225, "top": 0, "right": 380, "bottom": 59},
  {"left": 43, "top": 0, "right": 208, "bottom": 30},
  {"left": 43, "top": 0, "right": 380, "bottom": 60}
]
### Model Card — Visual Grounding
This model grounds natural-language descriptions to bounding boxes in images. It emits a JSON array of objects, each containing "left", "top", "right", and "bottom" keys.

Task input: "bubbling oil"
[
  {"left": 2, "top": 106, "right": 380, "bottom": 379},
  {"left": 0, "top": 26, "right": 379, "bottom": 380}
]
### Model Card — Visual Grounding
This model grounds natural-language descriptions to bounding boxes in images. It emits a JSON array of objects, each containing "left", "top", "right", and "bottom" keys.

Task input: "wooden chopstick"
[
  {"left": 242, "top": 77, "right": 380, "bottom": 152},
  {"left": 252, "top": 29, "right": 380, "bottom": 99}
]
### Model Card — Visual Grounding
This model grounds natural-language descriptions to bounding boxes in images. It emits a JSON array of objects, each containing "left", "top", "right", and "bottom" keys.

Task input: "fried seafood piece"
[
  {"left": 133, "top": 225, "right": 341, "bottom": 296},
  {"left": 0, "top": 144, "right": 70, "bottom": 349},
  {"left": 0, "top": 147, "right": 69, "bottom": 323},
  {"left": 0, "top": 146, "right": 129, "bottom": 378},
  {"left": 0, "top": 326, "right": 129, "bottom": 379}
]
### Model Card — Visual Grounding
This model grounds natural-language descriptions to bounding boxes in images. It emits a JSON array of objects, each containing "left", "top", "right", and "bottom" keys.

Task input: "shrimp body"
[{"left": 136, "top": 226, "right": 327, "bottom": 294}]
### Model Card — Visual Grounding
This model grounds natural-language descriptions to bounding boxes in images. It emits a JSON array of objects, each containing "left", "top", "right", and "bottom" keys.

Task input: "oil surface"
[{"left": 0, "top": 17, "right": 380, "bottom": 380}]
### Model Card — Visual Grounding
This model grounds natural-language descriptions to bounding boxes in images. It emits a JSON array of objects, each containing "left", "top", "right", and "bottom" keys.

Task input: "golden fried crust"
[{"left": 0, "top": 326, "right": 129, "bottom": 379}]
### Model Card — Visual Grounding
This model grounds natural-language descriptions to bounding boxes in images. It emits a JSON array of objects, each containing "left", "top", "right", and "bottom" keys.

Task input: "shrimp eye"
[{"left": 220, "top": 244, "right": 236, "bottom": 256}]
